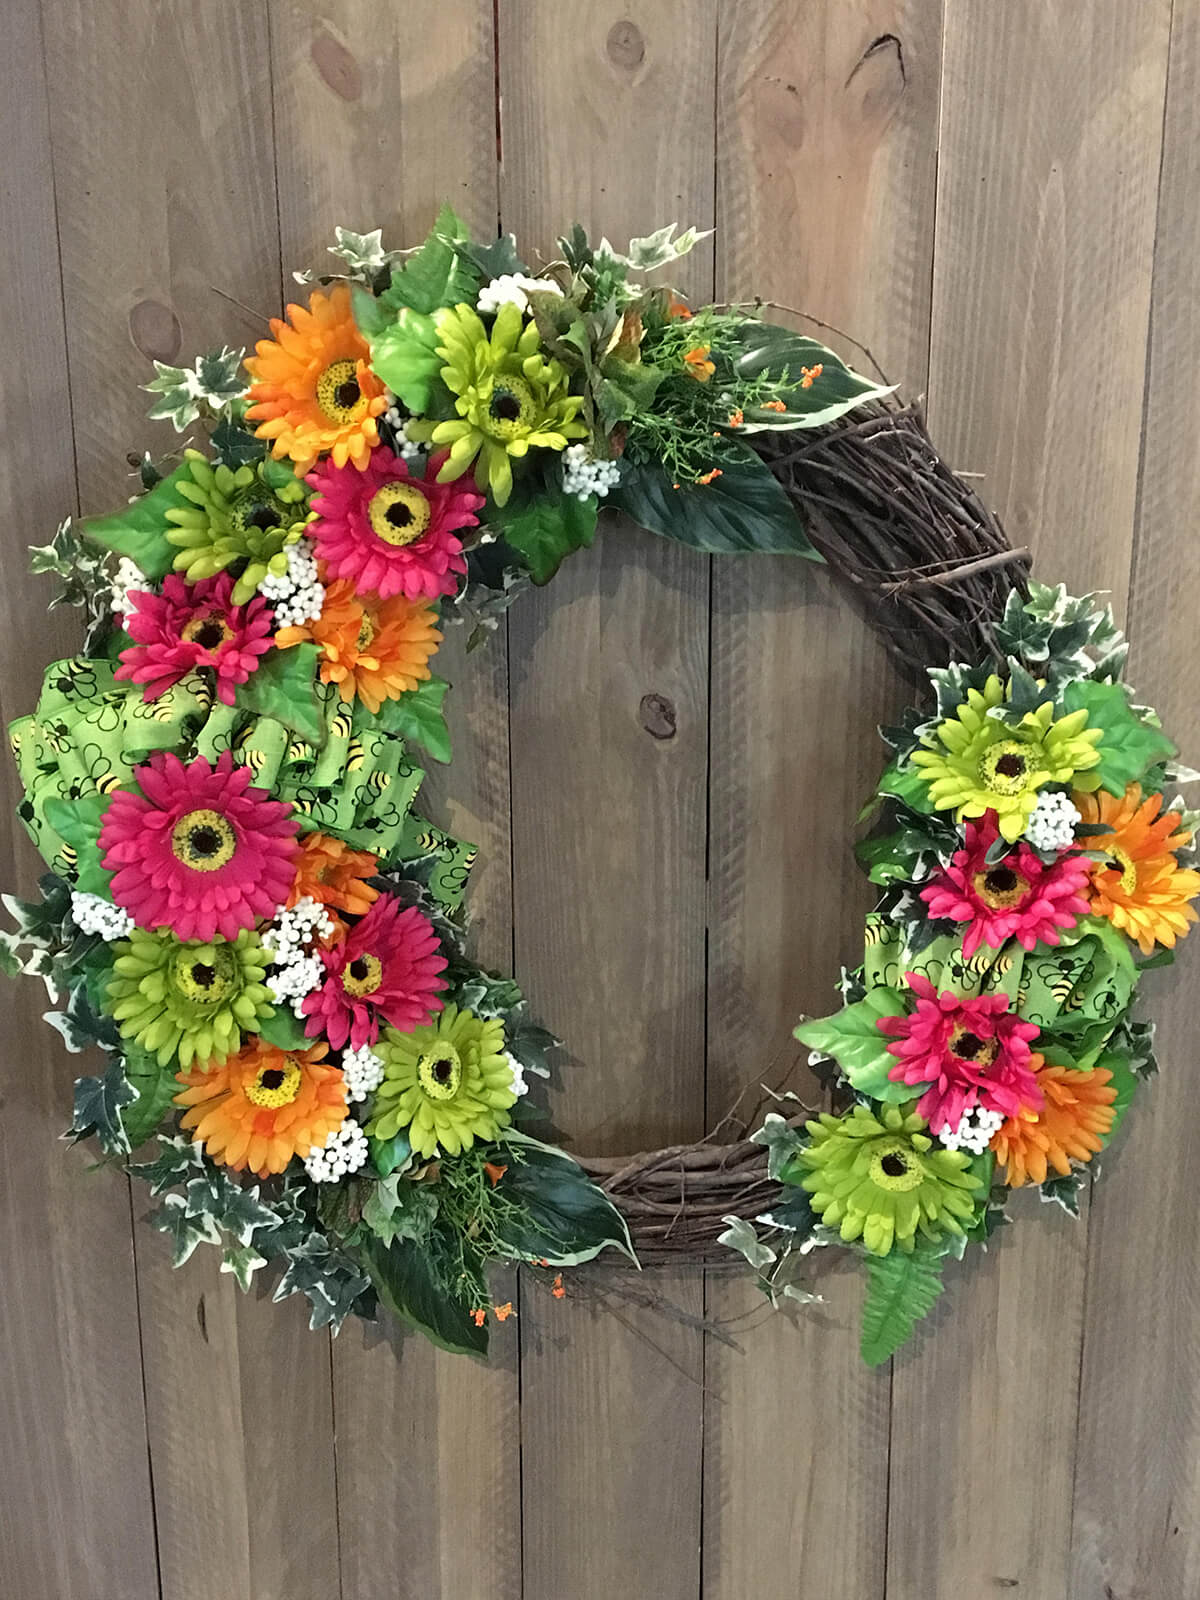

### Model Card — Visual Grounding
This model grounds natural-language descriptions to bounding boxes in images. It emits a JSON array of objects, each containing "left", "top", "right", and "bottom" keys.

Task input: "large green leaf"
[
  {"left": 121, "top": 1045, "right": 178, "bottom": 1149},
  {"left": 369, "top": 675, "right": 452, "bottom": 763},
  {"left": 363, "top": 308, "right": 445, "bottom": 414},
  {"left": 256, "top": 1005, "right": 309, "bottom": 1052},
  {"left": 610, "top": 451, "right": 820, "bottom": 557},
  {"left": 860, "top": 1245, "right": 946, "bottom": 1367},
  {"left": 42, "top": 793, "right": 113, "bottom": 895},
  {"left": 239, "top": 644, "right": 327, "bottom": 747},
  {"left": 362, "top": 1233, "right": 488, "bottom": 1357},
  {"left": 871, "top": 756, "right": 936, "bottom": 816},
  {"left": 79, "top": 462, "right": 191, "bottom": 580},
  {"left": 377, "top": 205, "right": 479, "bottom": 316},
  {"left": 794, "top": 986, "right": 911, "bottom": 1100},
  {"left": 1064, "top": 679, "right": 1175, "bottom": 797},
  {"left": 488, "top": 490, "right": 599, "bottom": 584},
  {"left": 495, "top": 1132, "right": 635, "bottom": 1266},
  {"left": 731, "top": 323, "right": 895, "bottom": 431}
]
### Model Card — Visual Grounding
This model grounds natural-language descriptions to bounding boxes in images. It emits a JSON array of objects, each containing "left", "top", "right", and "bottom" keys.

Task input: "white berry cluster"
[
  {"left": 939, "top": 1103, "right": 1005, "bottom": 1155},
  {"left": 257, "top": 538, "right": 324, "bottom": 628},
  {"left": 477, "top": 272, "right": 564, "bottom": 316},
  {"left": 1025, "top": 790, "right": 1082, "bottom": 853},
  {"left": 382, "top": 405, "right": 427, "bottom": 462},
  {"left": 304, "top": 1118, "right": 369, "bottom": 1183},
  {"left": 70, "top": 890, "right": 134, "bottom": 941},
  {"left": 109, "top": 557, "right": 147, "bottom": 622},
  {"left": 262, "top": 896, "right": 335, "bottom": 1014},
  {"left": 562, "top": 444, "right": 621, "bottom": 502},
  {"left": 341, "top": 1042, "right": 385, "bottom": 1104},
  {"left": 505, "top": 1052, "right": 531, "bottom": 1099}
]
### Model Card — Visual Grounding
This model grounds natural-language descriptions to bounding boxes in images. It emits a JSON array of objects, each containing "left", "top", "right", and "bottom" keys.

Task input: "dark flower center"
[
  {"left": 260, "top": 1068, "right": 285, "bottom": 1090},
  {"left": 349, "top": 958, "right": 369, "bottom": 981},
  {"left": 170, "top": 807, "right": 237, "bottom": 873},
  {"left": 984, "top": 867, "right": 1018, "bottom": 895},
  {"left": 191, "top": 963, "right": 215, "bottom": 989},
  {"left": 335, "top": 378, "right": 361, "bottom": 410},
  {"left": 431, "top": 1053, "right": 454, "bottom": 1084},
  {"left": 193, "top": 620, "right": 227, "bottom": 651},
  {"left": 190, "top": 826, "right": 222, "bottom": 857},
  {"left": 341, "top": 951, "right": 384, "bottom": 998},
  {"left": 244, "top": 503, "right": 280, "bottom": 532},
  {"left": 954, "top": 1031, "right": 985, "bottom": 1059},
  {"left": 491, "top": 391, "right": 522, "bottom": 422},
  {"left": 995, "top": 753, "right": 1026, "bottom": 778},
  {"left": 880, "top": 1153, "right": 909, "bottom": 1178},
  {"left": 386, "top": 501, "right": 413, "bottom": 529}
]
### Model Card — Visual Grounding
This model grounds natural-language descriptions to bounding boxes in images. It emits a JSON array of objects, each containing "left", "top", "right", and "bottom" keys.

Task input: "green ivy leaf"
[
  {"left": 239, "top": 644, "right": 327, "bottom": 746},
  {"left": 70, "top": 1059, "right": 136, "bottom": 1157},
  {"left": 369, "top": 676, "right": 452, "bottom": 763},
  {"left": 362, "top": 1232, "right": 488, "bottom": 1356},
  {"left": 79, "top": 462, "right": 191, "bottom": 580},
  {"left": 860, "top": 1245, "right": 946, "bottom": 1367},
  {"left": 611, "top": 452, "right": 820, "bottom": 558},
  {"left": 794, "top": 987, "right": 911, "bottom": 1100},
  {"left": 486, "top": 488, "right": 599, "bottom": 585},
  {"left": 1064, "top": 679, "right": 1175, "bottom": 797}
]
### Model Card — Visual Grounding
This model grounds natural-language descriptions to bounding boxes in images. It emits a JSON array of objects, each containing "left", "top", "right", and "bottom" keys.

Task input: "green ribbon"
[{"left": 8, "top": 658, "right": 475, "bottom": 909}]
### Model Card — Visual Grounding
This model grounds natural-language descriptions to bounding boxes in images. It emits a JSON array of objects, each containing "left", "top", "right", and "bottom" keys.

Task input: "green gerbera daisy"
[
  {"left": 409, "top": 301, "right": 587, "bottom": 505},
  {"left": 165, "top": 449, "right": 314, "bottom": 602},
  {"left": 107, "top": 926, "right": 274, "bottom": 1069},
  {"left": 793, "top": 1103, "right": 983, "bottom": 1256},
  {"left": 366, "top": 1002, "right": 519, "bottom": 1158},
  {"left": 910, "top": 674, "right": 1103, "bottom": 841}
]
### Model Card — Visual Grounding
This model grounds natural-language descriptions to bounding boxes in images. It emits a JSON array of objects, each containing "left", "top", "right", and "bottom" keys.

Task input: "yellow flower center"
[
  {"left": 483, "top": 376, "right": 537, "bottom": 441},
  {"left": 416, "top": 1041, "right": 463, "bottom": 1102},
  {"left": 367, "top": 482, "right": 432, "bottom": 547},
  {"left": 971, "top": 863, "right": 1030, "bottom": 911},
  {"left": 868, "top": 1138, "right": 925, "bottom": 1193},
  {"left": 342, "top": 952, "right": 383, "bottom": 997},
  {"left": 245, "top": 1057, "right": 303, "bottom": 1108},
  {"left": 979, "top": 739, "right": 1037, "bottom": 797},
  {"left": 356, "top": 613, "right": 377, "bottom": 652},
  {"left": 171, "top": 944, "right": 238, "bottom": 1006},
  {"left": 316, "top": 359, "right": 368, "bottom": 424},
  {"left": 170, "top": 808, "right": 237, "bottom": 873},
  {"left": 180, "top": 612, "right": 235, "bottom": 653},
  {"left": 948, "top": 1025, "right": 999, "bottom": 1069},
  {"left": 1104, "top": 843, "right": 1139, "bottom": 896}
]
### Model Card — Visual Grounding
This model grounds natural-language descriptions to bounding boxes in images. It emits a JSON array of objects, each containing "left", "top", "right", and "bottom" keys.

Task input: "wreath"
[{"left": 7, "top": 211, "right": 1197, "bottom": 1367}]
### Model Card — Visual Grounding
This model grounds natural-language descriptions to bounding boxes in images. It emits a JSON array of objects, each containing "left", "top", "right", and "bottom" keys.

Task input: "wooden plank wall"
[{"left": 1, "top": 2, "right": 1197, "bottom": 1596}]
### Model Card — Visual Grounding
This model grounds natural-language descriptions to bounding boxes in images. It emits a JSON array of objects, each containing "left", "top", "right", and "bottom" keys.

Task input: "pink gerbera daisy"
[
  {"left": 920, "top": 811, "right": 1091, "bottom": 958},
  {"left": 99, "top": 751, "right": 299, "bottom": 943},
  {"left": 301, "top": 893, "right": 446, "bottom": 1050},
  {"left": 115, "top": 574, "right": 275, "bottom": 706},
  {"left": 878, "top": 973, "right": 1043, "bottom": 1135},
  {"left": 307, "top": 446, "right": 480, "bottom": 601}
]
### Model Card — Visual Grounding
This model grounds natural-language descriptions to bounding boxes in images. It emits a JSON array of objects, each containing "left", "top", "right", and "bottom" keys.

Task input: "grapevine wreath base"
[{"left": 7, "top": 214, "right": 1197, "bottom": 1367}]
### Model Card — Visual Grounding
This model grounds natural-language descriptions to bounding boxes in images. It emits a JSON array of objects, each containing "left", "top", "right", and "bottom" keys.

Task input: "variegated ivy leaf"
[
  {"left": 749, "top": 1111, "right": 805, "bottom": 1180},
  {"left": 1038, "top": 1168, "right": 1087, "bottom": 1218},
  {"left": 70, "top": 1059, "right": 136, "bottom": 1157},
  {"left": 129, "top": 1134, "right": 206, "bottom": 1196},
  {"left": 273, "top": 1234, "right": 374, "bottom": 1333},
  {"left": 221, "top": 1243, "right": 269, "bottom": 1292},
  {"left": 183, "top": 1173, "right": 281, "bottom": 1247},
  {"left": 149, "top": 1192, "right": 223, "bottom": 1267},
  {"left": 718, "top": 1215, "right": 778, "bottom": 1273},
  {"left": 328, "top": 225, "right": 401, "bottom": 278},
  {"left": 596, "top": 222, "right": 714, "bottom": 273},
  {"left": 144, "top": 346, "right": 247, "bottom": 431}
]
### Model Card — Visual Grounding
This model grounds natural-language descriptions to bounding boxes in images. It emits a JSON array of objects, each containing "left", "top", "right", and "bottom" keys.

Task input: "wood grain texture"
[
  {"left": 38, "top": 5, "right": 341, "bottom": 1597},
  {"left": 887, "top": 6, "right": 1172, "bottom": 1598},
  {"left": 0, "top": 11, "right": 160, "bottom": 1594},
  {"left": 268, "top": 6, "right": 521, "bottom": 1596},
  {"left": 499, "top": 4, "right": 714, "bottom": 1596},
  {"left": 703, "top": 8, "right": 942, "bottom": 1594},
  {"left": 1070, "top": 4, "right": 1200, "bottom": 1595}
]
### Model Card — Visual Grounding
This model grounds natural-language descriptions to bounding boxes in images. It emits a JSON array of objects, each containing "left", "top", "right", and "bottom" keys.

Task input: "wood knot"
[
  {"left": 311, "top": 29, "right": 362, "bottom": 101},
  {"left": 196, "top": 1294, "right": 209, "bottom": 1344},
  {"left": 128, "top": 299, "right": 181, "bottom": 364},
  {"left": 606, "top": 20, "right": 645, "bottom": 71},
  {"left": 639, "top": 692, "right": 676, "bottom": 739}
]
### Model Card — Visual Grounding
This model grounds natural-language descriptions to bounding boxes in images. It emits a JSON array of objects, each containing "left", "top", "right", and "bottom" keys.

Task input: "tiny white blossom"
[
  {"left": 477, "top": 273, "right": 564, "bottom": 316},
  {"left": 504, "top": 1052, "right": 530, "bottom": 1099},
  {"left": 304, "top": 1118, "right": 370, "bottom": 1183},
  {"left": 257, "top": 537, "right": 324, "bottom": 628},
  {"left": 1026, "top": 790, "right": 1082, "bottom": 854},
  {"left": 561, "top": 443, "right": 621, "bottom": 502},
  {"left": 110, "top": 558, "right": 148, "bottom": 622},
  {"left": 939, "top": 1104, "right": 1005, "bottom": 1155},
  {"left": 383, "top": 407, "right": 428, "bottom": 462},
  {"left": 262, "top": 896, "right": 336, "bottom": 1015},
  {"left": 70, "top": 890, "right": 134, "bottom": 942},
  {"left": 342, "top": 1043, "right": 385, "bottom": 1103}
]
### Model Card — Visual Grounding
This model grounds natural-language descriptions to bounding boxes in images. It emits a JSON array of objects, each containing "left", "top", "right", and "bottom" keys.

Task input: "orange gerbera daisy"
[
  {"left": 174, "top": 1038, "right": 348, "bottom": 1177},
  {"left": 990, "top": 1055, "right": 1117, "bottom": 1187},
  {"left": 1073, "top": 783, "right": 1200, "bottom": 955},
  {"left": 288, "top": 830, "right": 379, "bottom": 917},
  {"left": 244, "top": 285, "right": 387, "bottom": 475},
  {"left": 683, "top": 345, "right": 715, "bottom": 381},
  {"left": 275, "top": 577, "right": 441, "bottom": 714}
]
